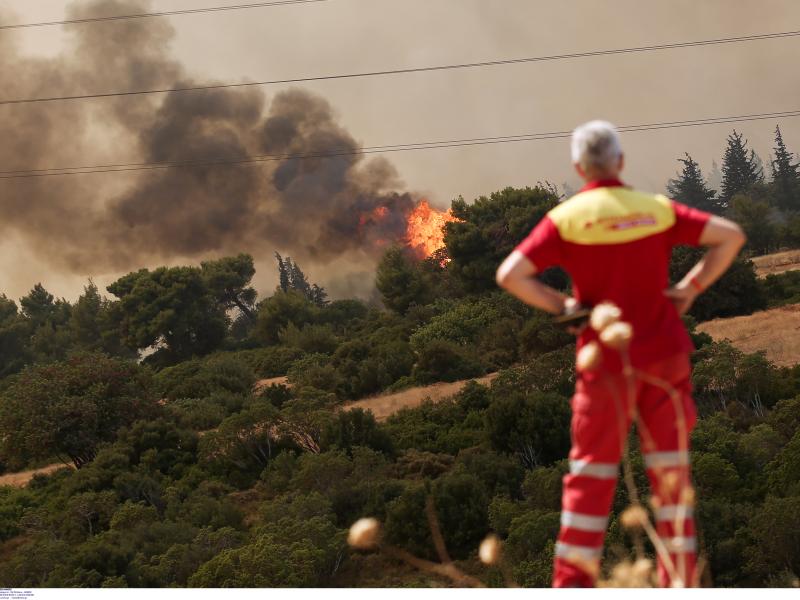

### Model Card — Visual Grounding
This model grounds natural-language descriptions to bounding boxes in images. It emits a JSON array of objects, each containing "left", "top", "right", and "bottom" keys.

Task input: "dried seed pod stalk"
[
  {"left": 348, "top": 517, "right": 381, "bottom": 550},
  {"left": 599, "top": 321, "right": 633, "bottom": 350},
  {"left": 590, "top": 302, "right": 622, "bottom": 332},
  {"left": 620, "top": 505, "right": 649, "bottom": 529},
  {"left": 478, "top": 534, "right": 501, "bottom": 565},
  {"left": 603, "top": 558, "right": 655, "bottom": 587},
  {"left": 576, "top": 341, "right": 602, "bottom": 372}
]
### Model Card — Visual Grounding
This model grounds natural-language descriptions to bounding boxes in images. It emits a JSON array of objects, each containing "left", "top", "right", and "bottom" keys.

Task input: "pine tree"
[
  {"left": 19, "top": 283, "right": 56, "bottom": 325},
  {"left": 770, "top": 125, "right": 799, "bottom": 211},
  {"left": 309, "top": 284, "right": 329, "bottom": 307},
  {"left": 720, "top": 130, "right": 764, "bottom": 207},
  {"left": 275, "top": 252, "right": 290, "bottom": 292},
  {"left": 667, "top": 153, "right": 720, "bottom": 213},
  {"left": 275, "top": 253, "right": 328, "bottom": 306},
  {"left": 69, "top": 281, "right": 103, "bottom": 349},
  {"left": 288, "top": 260, "right": 311, "bottom": 298}
]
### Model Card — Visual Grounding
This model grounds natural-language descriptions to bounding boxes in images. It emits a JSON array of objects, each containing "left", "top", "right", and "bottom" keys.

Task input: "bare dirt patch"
[
  {"left": 697, "top": 303, "right": 800, "bottom": 366},
  {"left": 342, "top": 373, "right": 499, "bottom": 421},
  {"left": 751, "top": 249, "right": 800, "bottom": 277}
]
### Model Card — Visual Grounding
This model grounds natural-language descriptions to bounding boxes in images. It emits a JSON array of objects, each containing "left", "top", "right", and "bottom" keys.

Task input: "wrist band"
[{"left": 689, "top": 276, "right": 704, "bottom": 293}]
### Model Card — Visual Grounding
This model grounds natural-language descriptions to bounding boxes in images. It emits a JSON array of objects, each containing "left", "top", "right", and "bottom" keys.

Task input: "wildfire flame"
[
  {"left": 405, "top": 200, "right": 458, "bottom": 259},
  {"left": 358, "top": 205, "right": 389, "bottom": 228}
]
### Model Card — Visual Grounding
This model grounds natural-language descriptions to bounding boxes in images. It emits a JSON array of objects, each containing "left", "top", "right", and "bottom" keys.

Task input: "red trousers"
[{"left": 552, "top": 352, "right": 698, "bottom": 588}]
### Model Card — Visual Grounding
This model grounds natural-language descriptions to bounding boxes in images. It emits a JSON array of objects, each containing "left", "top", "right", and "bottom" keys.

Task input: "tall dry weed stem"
[{"left": 347, "top": 497, "right": 488, "bottom": 587}]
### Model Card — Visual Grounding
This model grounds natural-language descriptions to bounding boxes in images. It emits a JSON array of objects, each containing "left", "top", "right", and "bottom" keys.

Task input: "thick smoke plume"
[{"left": 0, "top": 0, "right": 419, "bottom": 295}]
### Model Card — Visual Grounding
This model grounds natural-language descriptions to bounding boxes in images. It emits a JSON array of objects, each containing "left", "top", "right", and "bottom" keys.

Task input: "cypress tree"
[
  {"left": 275, "top": 253, "right": 327, "bottom": 305},
  {"left": 288, "top": 260, "right": 311, "bottom": 298},
  {"left": 720, "top": 130, "right": 764, "bottom": 207},
  {"left": 275, "top": 252, "right": 290, "bottom": 292},
  {"left": 770, "top": 125, "right": 799, "bottom": 211},
  {"left": 667, "top": 153, "right": 720, "bottom": 213},
  {"left": 309, "top": 284, "right": 329, "bottom": 307}
]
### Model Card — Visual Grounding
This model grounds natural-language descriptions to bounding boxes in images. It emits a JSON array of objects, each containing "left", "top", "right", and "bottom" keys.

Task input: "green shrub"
[
  {"left": 484, "top": 391, "right": 571, "bottom": 468},
  {"left": 157, "top": 355, "right": 256, "bottom": 401},
  {"left": 226, "top": 347, "right": 304, "bottom": 378},
  {"left": 762, "top": 269, "right": 800, "bottom": 307},
  {"left": 413, "top": 339, "right": 484, "bottom": 384}
]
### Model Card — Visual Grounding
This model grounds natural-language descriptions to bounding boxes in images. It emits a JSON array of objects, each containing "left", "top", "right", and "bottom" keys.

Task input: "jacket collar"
[{"left": 579, "top": 178, "right": 626, "bottom": 192}]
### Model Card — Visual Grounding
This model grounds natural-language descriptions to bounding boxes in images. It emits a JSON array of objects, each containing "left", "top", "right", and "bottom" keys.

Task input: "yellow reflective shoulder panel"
[{"left": 548, "top": 188, "right": 675, "bottom": 245}]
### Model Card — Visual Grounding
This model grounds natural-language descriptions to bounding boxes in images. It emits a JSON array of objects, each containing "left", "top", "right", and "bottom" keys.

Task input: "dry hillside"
[
  {"left": 341, "top": 373, "right": 499, "bottom": 421},
  {"left": 4, "top": 302, "right": 798, "bottom": 489},
  {"left": 697, "top": 303, "right": 800, "bottom": 366},
  {"left": 0, "top": 463, "right": 73, "bottom": 489},
  {"left": 751, "top": 249, "right": 800, "bottom": 277},
  {"left": 1, "top": 374, "right": 499, "bottom": 488}
]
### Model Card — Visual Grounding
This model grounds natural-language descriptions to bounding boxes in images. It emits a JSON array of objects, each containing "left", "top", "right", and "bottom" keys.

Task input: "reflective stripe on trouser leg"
[
  {"left": 555, "top": 541, "right": 603, "bottom": 562},
  {"left": 569, "top": 459, "right": 619, "bottom": 479},
  {"left": 561, "top": 511, "right": 609, "bottom": 532}
]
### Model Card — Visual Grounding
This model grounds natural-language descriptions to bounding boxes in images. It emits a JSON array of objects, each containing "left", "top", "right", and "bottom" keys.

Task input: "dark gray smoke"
[{"left": 0, "top": 0, "right": 418, "bottom": 291}]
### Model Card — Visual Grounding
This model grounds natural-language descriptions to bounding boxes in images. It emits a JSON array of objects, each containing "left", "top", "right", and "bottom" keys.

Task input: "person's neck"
[
  {"left": 583, "top": 170, "right": 621, "bottom": 183},
  {"left": 579, "top": 175, "right": 625, "bottom": 192}
]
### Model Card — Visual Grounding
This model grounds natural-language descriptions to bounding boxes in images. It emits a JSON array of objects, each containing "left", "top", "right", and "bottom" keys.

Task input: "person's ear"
[
  {"left": 618, "top": 153, "right": 625, "bottom": 172},
  {"left": 574, "top": 163, "right": 586, "bottom": 179}
]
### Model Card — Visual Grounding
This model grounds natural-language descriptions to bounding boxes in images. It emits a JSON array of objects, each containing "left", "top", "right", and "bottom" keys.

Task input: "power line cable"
[
  {"left": 1, "top": 29, "right": 799, "bottom": 106},
  {"left": 0, "top": 0, "right": 329, "bottom": 31},
  {"left": 2, "top": 108, "right": 799, "bottom": 180}
]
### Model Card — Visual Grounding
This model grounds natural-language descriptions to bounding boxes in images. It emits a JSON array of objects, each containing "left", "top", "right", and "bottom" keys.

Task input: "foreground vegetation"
[{"left": 0, "top": 126, "right": 799, "bottom": 587}]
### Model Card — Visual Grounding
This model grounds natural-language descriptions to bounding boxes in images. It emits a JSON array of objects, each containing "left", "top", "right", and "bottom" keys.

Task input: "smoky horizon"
[{"left": 1, "top": 0, "right": 799, "bottom": 301}]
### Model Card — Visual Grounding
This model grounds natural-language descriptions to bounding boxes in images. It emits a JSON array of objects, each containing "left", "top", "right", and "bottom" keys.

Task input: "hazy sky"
[{"left": 2, "top": 0, "right": 800, "bottom": 301}]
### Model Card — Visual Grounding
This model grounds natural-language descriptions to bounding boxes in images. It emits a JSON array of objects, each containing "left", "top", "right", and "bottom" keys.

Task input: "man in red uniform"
[{"left": 496, "top": 120, "right": 746, "bottom": 587}]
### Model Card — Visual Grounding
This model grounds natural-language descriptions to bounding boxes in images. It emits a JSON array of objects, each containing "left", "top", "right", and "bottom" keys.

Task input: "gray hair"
[{"left": 570, "top": 120, "right": 622, "bottom": 173}]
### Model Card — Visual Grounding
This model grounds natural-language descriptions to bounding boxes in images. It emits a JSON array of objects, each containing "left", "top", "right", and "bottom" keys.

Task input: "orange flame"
[
  {"left": 359, "top": 205, "right": 389, "bottom": 228},
  {"left": 405, "top": 200, "right": 458, "bottom": 258}
]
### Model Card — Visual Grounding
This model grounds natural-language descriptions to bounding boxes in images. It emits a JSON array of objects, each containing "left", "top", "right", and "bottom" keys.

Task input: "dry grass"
[
  {"left": 342, "top": 373, "right": 499, "bottom": 422},
  {"left": 751, "top": 249, "right": 800, "bottom": 277},
  {"left": 697, "top": 303, "right": 800, "bottom": 366},
  {"left": 0, "top": 463, "right": 73, "bottom": 488},
  {"left": 254, "top": 376, "right": 289, "bottom": 391}
]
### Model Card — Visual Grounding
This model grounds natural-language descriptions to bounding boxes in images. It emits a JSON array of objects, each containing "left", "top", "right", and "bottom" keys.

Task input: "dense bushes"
[
  {"left": 1, "top": 340, "right": 799, "bottom": 587},
  {"left": 0, "top": 353, "right": 159, "bottom": 471},
  {"left": 156, "top": 355, "right": 257, "bottom": 401},
  {"left": 762, "top": 270, "right": 800, "bottom": 308}
]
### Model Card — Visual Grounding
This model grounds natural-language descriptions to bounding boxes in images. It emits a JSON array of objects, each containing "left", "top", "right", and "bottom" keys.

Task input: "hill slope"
[
  {"left": 342, "top": 373, "right": 499, "bottom": 421},
  {"left": 751, "top": 249, "right": 800, "bottom": 277},
  {"left": 697, "top": 303, "right": 800, "bottom": 366},
  {"left": 1, "top": 374, "right": 499, "bottom": 488}
]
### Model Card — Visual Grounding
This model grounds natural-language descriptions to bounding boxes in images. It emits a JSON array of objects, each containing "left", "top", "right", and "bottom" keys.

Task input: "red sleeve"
[
  {"left": 515, "top": 216, "right": 562, "bottom": 271},
  {"left": 670, "top": 201, "right": 711, "bottom": 247}
]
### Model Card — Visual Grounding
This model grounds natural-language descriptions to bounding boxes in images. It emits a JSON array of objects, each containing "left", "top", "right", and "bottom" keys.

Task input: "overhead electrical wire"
[
  {"left": 0, "top": 0, "right": 329, "bottom": 31},
  {"left": 2, "top": 108, "right": 799, "bottom": 180},
  {"left": 1, "top": 29, "right": 799, "bottom": 106}
]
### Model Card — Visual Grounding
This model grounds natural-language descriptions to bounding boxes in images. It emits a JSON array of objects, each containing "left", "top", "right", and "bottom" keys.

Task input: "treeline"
[
  {"left": 668, "top": 126, "right": 800, "bottom": 254},
  {"left": 0, "top": 125, "right": 799, "bottom": 587}
]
